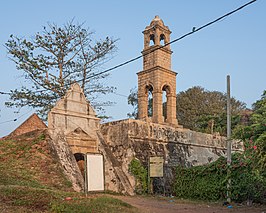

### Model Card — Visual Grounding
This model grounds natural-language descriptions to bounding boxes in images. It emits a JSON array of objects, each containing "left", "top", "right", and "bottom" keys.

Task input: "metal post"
[{"left": 226, "top": 75, "right": 232, "bottom": 203}]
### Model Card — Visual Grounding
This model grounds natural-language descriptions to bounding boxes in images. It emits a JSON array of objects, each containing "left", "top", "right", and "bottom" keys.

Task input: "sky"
[{"left": 0, "top": 0, "right": 265, "bottom": 137}]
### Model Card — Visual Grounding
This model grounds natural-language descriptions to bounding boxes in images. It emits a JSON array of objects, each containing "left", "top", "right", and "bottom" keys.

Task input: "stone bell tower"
[{"left": 137, "top": 15, "right": 178, "bottom": 125}]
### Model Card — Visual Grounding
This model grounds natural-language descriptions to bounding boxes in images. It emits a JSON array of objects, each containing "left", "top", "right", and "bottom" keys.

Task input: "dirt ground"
[{"left": 112, "top": 195, "right": 266, "bottom": 213}]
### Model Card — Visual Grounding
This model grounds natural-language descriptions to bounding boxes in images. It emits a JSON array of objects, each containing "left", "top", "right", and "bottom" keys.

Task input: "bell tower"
[{"left": 137, "top": 16, "right": 178, "bottom": 125}]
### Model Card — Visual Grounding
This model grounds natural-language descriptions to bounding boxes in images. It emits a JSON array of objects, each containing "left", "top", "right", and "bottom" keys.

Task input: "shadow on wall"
[{"left": 74, "top": 153, "right": 85, "bottom": 178}]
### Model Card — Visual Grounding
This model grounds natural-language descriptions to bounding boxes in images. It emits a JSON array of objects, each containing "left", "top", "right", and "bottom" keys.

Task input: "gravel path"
[{"left": 111, "top": 195, "right": 266, "bottom": 213}]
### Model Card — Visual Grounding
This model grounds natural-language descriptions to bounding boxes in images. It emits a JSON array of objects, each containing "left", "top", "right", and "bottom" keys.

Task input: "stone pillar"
[
  {"left": 152, "top": 91, "right": 163, "bottom": 123},
  {"left": 144, "top": 32, "right": 149, "bottom": 49},
  {"left": 155, "top": 28, "right": 160, "bottom": 45},
  {"left": 166, "top": 94, "right": 178, "bottom": 125},
  {"left": 165, "top": 34, "right": 170, "bottom": 50},
  {"left": 138, "top": 94, "right": 148, "bottom": 120}
]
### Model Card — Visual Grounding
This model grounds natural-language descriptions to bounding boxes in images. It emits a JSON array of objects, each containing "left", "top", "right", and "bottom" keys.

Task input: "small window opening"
[
  {"left": 162, "top": 90, "right": 167, "bottom": 121},
  {"left": 149, "top": 34, "right": 155, "bottom": 46},
  {"left": 160, "top": 34, "right": 165, "bottom": 46},
  {"left": 146, "top": 85, "right": 153, "bottom": 117},
  {"left": 148, "top": 90, "right": 153, "bottom": 117},
  {"left": 162, "top": 85, "right": 170, "bottom": 121}
]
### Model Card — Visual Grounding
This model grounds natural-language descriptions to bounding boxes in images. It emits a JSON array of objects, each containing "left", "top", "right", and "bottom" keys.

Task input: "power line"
[
  {"left": 0, "top": 91, "right": 11, "bottom": 95},
  {"left": 0, "top": 109, "right": 33, "bottom": 125},
  {"left": 113, "top": 92, "right": 128, "bottom": 98},
  {"left": 0, "top": 0, "right": 257, "bottom": 94},
  {"left": 82, "top": 0, "right": 257, "bottom": 81},
  {"left": 36, "top": 0, "right": 257, "bottom": 90}
]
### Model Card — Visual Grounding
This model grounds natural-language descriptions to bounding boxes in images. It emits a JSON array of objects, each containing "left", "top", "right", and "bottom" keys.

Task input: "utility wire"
[
  {"left": 0, "top": 91, "right": 11, "bottom": 95},
  {"left": 0, "top": 0, "right": 257, "bottom": 94},
  {"left": 0, "top": 109, "right": 33, "bottom": 125},
  {"left": 113, "top": 92, "right": 128, "bottom": 98},
  {"left": 82, "top": 0, "right": 257, "bottom": 81},
  {"left": 0, "top": 0, "right": 257, "bottom": 126}
]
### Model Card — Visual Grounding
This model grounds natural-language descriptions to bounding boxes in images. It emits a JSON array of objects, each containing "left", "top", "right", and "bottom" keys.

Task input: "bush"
[
  {"left": 128, "top": 158, "right": 148, "bottom": 194},
  {"left": 174, "top": 154, "right": 266, "bottom": 203}
]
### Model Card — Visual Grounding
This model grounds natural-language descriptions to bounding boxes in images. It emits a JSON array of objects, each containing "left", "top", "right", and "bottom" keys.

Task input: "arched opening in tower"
[
  {"left": 74, "top": 153, "right": 85, "bottom": 179},
  {"left": 160, "top": 34, "right": 165, "bottom": 46},
  {"left": 146, "top": 85, "right": 153, "bottom": 117},
  {"left": 162, "top": 90, "right": 167, "bottom": 121},
  {"left": 162, "top": 85, "right": 171, "bottom": 122},
  {"left": 149, "top": 34, "right": 155, "bottom": 46}
]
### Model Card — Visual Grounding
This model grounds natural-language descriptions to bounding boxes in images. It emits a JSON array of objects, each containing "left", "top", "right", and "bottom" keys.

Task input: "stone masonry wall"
[{"left": 100, "top": 119, "right": 243, "bottom": 194}]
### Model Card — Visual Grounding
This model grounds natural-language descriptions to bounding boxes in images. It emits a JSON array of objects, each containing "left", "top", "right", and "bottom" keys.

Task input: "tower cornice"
[
  {"left": 143, "top": 24, "right": 171, "bottom": 34},
  {"left": 141, "top": 44, "right": 173, "bottom": 55},
  {"left": 137, "top": 66, "right": 177, "bottom": 76}
]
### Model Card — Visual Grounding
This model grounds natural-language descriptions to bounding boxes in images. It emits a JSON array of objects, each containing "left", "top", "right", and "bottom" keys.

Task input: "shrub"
[
  {"left": 128, "top": 158, "right": 148, "bottom": 194},
  {"left": 174, "top": 154, "right": 266, "bottom": 203}
]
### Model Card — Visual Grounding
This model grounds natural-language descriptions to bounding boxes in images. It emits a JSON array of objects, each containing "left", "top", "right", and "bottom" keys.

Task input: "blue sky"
[{"left": 0, "top": 0, "right": 265, "bottom": 137}]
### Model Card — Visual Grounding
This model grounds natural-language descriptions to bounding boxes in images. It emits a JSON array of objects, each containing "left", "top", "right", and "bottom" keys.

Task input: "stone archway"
[
  {"left": 74, "top": 153, "right": 85, "bottom": 178},
  {"left": 162, "top": 84, "right": 176, "bottom": 124}
]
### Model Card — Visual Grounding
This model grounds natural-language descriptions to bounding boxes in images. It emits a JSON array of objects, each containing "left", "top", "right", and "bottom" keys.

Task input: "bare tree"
[{"left": 5, "top": 20, "right": 118, "bottom": 118}]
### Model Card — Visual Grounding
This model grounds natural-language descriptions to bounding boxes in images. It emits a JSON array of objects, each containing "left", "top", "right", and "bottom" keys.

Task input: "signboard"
[
  {"left": 149, "top": 156, "right": 164, "bottom": 177},
  {"left": 86, "top": 153, "right": 104, "bottom": 191}
]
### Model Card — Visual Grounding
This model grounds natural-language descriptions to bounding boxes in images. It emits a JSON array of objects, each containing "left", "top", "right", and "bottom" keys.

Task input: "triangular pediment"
[{"left": 66, "top": 127, "right": 95, "bottom": 140}]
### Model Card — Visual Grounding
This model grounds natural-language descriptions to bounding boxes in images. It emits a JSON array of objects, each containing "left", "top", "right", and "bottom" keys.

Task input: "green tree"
[
  {"left": 127, "top": 87, "right": 138, "bottom": 118},
  {"left": 4, "top": 20, "right": 117, "bottom": 118},
  {"left": 128, "top": 86, "right": 246, "bottom": 135},
  {"left": 175, "top": 91, "right": 266, "bottom": 202},
  {"left": 176, "top": 86, "right": 246, "bottom": 135},
  {"left": 233, "top": 90, "right": 266, "bottom": 168}
]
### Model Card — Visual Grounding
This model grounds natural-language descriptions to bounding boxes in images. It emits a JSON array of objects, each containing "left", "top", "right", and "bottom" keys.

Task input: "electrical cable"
[
  {"left": 113, "top": 92, "right": 128, "bottom": 98},
  {"left": 0, "top": 91, "right": 11, "bottom": 95},
  {"left": 0, "top": 0, "right": 257, "bottom": 95},
  {"left": 81, "top": 0, "right": 257, "bottom": 81},
  {"left": 0, "top": 109, "right": 33, "bottom": 124}
]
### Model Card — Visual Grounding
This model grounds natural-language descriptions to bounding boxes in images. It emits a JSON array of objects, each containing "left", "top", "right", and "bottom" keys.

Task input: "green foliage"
[
  {"left": 233, "top": 90, "right": 266, "bottom": 169},
  {"left": 174, "top": 90, "right": 266, "bottom": 203},
  {"left": 176, "top": 86, "right": 246, "bottom": 136},
  {"left": 127, "top": 87, "right": 138, "bottom": 118},
  {"left": 127, "top": 86, "right": 246, "bottom": 136},
  {"left": 128, "top": 158, "right": 148, "bottom": 194},
  {"left": 4, "top": 20, "right": 117, "bottom": 119},
  {"left": 174, "top": 154, "right": 266, "bottom": 203},
  {"left": 174, "top": 157, "right": 227, "bottom": 201}
]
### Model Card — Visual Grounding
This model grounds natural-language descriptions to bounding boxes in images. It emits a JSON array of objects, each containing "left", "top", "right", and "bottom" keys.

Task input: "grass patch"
[
  {"left": 0, "top": 185, "right": 136, "bottom": 213},
  {"left": 50, "top": 196, "right": 135, "bottom": 213},
  {"left": 0, "top": 132, "right": 72, "bottom": 190},
  {"left": 0, "top": 131, "right": 137, "bottom": 212}
]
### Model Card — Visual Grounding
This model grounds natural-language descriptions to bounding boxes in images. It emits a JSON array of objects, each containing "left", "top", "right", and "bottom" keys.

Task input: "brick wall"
[{"left": 9, "top": 113, "right": 47, "bottom": 137}]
